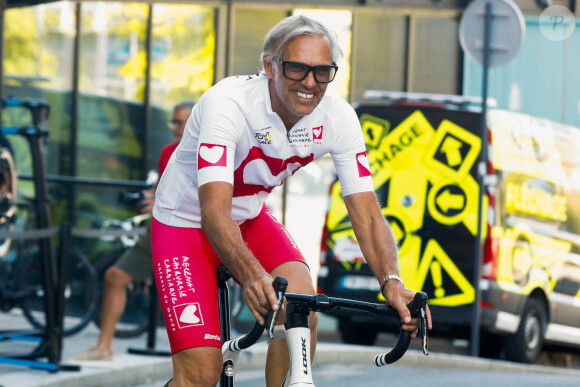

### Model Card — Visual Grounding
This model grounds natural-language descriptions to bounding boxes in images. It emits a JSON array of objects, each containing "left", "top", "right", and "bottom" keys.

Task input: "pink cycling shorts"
[{"left": 151, "top": 205, "right": 307, "bottom": 355}]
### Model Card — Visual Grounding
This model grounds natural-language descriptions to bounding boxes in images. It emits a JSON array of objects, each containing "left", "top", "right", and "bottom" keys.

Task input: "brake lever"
[
  {"left": 408, "top": 291, "right": 429, "bottom": 356},
  {"left": 266, "top": 276, "right": 288, "bottom": 339}
]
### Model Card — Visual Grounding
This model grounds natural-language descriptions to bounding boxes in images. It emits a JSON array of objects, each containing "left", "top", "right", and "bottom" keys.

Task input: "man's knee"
[
  {"left": 271, "top": 261, "right": 314, "bottom": 294},
  {"left": 104, "top": 266, "right": 133, "bottom": 287}
]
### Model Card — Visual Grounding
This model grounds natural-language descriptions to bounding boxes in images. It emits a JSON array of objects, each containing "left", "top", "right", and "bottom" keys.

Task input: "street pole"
[{"left": 470, "top": 0, "right": 492, "bottom": 358}]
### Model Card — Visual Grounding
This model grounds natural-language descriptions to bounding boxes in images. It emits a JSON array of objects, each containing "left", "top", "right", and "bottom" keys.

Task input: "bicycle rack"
[
  {"left": 1, "top": 98, "right": 173, "bottom": 367},
  {"left": 0, "top": 98, "right": 80, "bottom": 371},
  {"left": 0, "top": 224, "right": 79, "bottom": 372}
]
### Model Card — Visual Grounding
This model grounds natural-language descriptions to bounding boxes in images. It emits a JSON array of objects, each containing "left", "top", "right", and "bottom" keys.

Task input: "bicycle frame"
[{"left": 220, "top": 276, "right": 429, "bottom": 386}]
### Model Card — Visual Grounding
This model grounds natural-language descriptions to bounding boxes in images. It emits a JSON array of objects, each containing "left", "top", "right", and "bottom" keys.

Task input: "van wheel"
[
  {"left": 338, "top": 319, "right": 378, "bottom": 346},
  {"left": 505, "top": 297, "right": 546, "bottom": 363}
]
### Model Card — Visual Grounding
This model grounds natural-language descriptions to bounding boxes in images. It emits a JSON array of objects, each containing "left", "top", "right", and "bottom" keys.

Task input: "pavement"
[{"left": 1, "top": 310, "right": 580, "bottom": 387}]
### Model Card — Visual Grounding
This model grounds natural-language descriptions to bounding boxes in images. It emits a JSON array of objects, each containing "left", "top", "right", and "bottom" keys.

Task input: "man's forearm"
[
  {"left": 354, "top": 214, "right": 400, "bottom": 282},
  {"left": 200, "top": 209, "right": 264, "bottom": 284},
  {"left": 198, "top": 181, "right": 265, "bottom": 284}
]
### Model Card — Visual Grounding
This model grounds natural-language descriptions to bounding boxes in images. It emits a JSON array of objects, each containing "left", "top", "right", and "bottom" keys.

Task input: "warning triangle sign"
[{"left": 405, "top": 239, "right": 475, "bottom": 307}]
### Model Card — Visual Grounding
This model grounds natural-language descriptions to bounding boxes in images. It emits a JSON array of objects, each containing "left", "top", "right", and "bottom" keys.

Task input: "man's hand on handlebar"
[
  {"left": 241, "top": 271, "right": 280, "bottom": 326},
  {"left": 383, "top": 280, "right": 432, "bottom": 338}
]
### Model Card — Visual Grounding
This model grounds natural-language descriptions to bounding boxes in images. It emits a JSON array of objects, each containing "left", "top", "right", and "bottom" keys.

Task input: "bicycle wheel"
[
  {"left": 0, "top": 146, "right": 17, "bottom": 258},
  {"left": 19, "top": 247, "right": 99, "bottom": 336},
  {"left": 91, "top": 248, "right": 151, "bottom": 338}
]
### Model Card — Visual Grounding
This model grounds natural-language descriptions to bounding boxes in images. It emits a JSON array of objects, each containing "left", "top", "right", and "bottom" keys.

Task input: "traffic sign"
[{"left": 459, "top": 0, "right": 526, "bottom": 67}]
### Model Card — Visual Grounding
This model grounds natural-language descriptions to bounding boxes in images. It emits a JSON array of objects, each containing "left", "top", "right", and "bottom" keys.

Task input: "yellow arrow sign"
[
  {"left": 440, "top": 136, "right": 463, "bottom": 166},
  {"left": 436, "top": 188, "right": 465, "bottom": 213}
]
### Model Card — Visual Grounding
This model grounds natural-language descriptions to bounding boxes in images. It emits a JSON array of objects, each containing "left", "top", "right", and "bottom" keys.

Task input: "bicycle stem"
[{"left": 284, "top": 302, "right": 314, "bottom": 386}]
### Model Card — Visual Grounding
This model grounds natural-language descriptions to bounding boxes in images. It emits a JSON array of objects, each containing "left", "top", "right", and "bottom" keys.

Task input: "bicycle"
[
  {"left": 8, "top": 198, "right": 99, "bottom": 337},
  {"left": 218, "top": 269, "right": 429, "bottom": 386},
  {"left": 0, "top": 145, "right": 16, "bottom": 258}
]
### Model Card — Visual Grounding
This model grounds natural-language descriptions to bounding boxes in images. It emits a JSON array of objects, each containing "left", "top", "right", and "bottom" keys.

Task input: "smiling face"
[{"left": 264, "top": 34, "right": 333, "bottom": 130}]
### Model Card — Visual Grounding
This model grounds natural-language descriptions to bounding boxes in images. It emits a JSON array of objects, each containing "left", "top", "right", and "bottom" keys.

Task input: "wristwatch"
[{"left": 380, "top": 274, "right": 405, "bottom": 294}]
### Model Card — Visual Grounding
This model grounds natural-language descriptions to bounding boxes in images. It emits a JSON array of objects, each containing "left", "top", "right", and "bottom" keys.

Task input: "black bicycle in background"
[
  {"left": 0, "top": 98, "right": 98, "bottom": 337},
  {"left": 7, "top": 197, "right": 99, "bottom": 336}
]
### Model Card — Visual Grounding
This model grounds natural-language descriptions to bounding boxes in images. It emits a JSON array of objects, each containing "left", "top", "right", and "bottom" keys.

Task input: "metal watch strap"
[{"left": 380, "top": 275, "right": 405, "bottom": 293}]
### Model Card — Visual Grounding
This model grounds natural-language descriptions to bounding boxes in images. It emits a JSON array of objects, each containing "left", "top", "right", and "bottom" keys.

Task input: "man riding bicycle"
[{"left": 151, "top": 15, "right": 432, "bottom": 387}]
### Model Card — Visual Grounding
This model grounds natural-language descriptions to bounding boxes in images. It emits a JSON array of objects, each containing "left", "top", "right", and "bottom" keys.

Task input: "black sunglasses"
[{"left": 273, "top": 57, "right": 338, "bottom": 84}]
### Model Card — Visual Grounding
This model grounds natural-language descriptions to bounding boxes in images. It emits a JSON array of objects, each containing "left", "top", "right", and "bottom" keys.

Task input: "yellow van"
[{"left": 317, "top": 91, "right": 580, "bottom": 363}]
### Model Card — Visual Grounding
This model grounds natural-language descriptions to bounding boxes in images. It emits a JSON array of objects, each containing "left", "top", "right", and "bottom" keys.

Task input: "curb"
[
  {"left": 4, "top": 342, "right": 580, "bottom": 387},
  {"left": 313, "top": 343, "right": 580, "bottom": 376}
]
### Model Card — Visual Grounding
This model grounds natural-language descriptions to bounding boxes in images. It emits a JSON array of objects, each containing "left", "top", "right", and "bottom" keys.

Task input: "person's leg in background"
[{"left": 69, "top": 233, "right": 153, "bottom": 361}]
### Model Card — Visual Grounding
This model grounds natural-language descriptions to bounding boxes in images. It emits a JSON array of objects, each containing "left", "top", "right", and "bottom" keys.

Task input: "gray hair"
[
  {"left": 174, "top": 101, "right": 195, "bottom": 112},
  {"left": 260, "top": 15, "right": 343, "bottom": 72}
]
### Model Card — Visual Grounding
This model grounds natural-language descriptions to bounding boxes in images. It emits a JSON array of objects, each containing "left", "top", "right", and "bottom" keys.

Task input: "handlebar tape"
[{"left": 374, "top": 291, "right": 428, "bottom": 366}]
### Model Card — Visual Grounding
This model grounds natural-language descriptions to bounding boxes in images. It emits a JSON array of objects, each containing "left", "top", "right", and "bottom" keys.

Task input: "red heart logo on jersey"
[
  {"left": 356, "top": 151, "right": 371, "bottom": 177},
  {"left": 198, "top": 144, "right": 227, "bottom": 169}
]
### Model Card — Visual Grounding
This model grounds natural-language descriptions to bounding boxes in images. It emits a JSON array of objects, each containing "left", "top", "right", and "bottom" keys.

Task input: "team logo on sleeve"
[
  {"left": 198, "top": 143, "right": 227, "bottom": 169},
  {"left": 174, "top": 302, "right": 204, "bottom": 328},
  {"left": 312, "top": 126, "right": 324, "bottom": 143},
  {"left": 356, "top": 151, "right": 371, "bottom": 177}
]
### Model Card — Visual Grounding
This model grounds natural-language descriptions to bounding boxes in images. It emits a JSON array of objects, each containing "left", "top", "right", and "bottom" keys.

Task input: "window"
[
  {"left": 232, "top": 9, "right": 287, "bottom": 76},
  {"left": 150, "top": 4, "right": 216, "bottom": 109},
  {"left": 77, "top": 2, "right": 149, "bottom": 180},
  {"left": 2, "top": 2, "right": 76, "bottom": 184},
  {"left": 351, "top": 13, "right": 407, "bottom": 102},
  {"left": 408, "top": 16, "right": 460, "bottom": 94}
]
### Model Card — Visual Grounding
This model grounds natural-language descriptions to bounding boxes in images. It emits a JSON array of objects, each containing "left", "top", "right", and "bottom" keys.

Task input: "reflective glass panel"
[
  {"left": 77, "top": 2, "right": 148, "bottom": 180},
  {"left": 150, "top": 4, "right": 216, "bottom": 109},
  {"left": 2, "top": 2, "right": 76, "bottom": 194}
]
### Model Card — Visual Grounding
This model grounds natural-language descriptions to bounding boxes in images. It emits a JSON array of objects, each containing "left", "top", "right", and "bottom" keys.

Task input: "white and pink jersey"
[{"left": 153, "top": 74, "right": 373, "bottom": 228}]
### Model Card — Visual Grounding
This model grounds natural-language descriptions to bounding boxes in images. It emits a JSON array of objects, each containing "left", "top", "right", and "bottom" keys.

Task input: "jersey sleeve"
[
  {"left": 329, "top": 101, "right": 374, "bottom": 196},
  {"left": 195, "top": 89, "right": 242, "bottom": 187}
]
